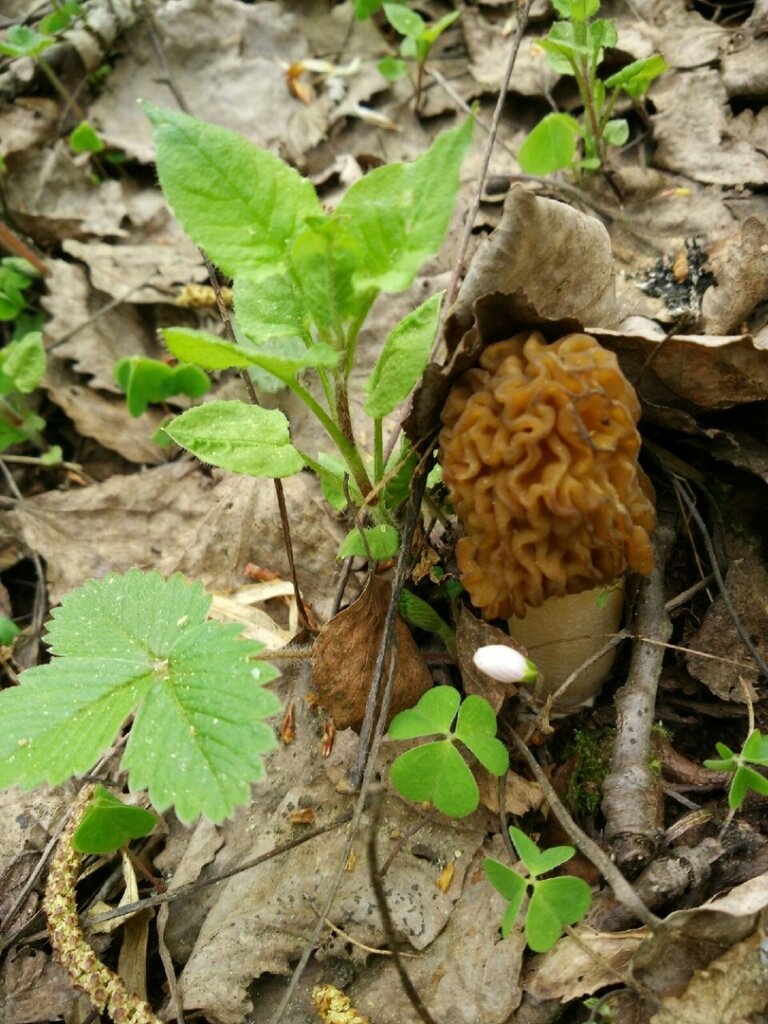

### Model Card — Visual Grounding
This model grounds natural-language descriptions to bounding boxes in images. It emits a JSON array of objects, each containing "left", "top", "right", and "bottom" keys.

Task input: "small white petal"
[{"left": 473, "top": 645, "right": 537, "bottom": 684}]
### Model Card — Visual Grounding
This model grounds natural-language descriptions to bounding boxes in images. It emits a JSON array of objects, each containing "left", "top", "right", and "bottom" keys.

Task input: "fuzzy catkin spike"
[{"left": 43, "top": 784, "right": 161, "bottom": 1024}]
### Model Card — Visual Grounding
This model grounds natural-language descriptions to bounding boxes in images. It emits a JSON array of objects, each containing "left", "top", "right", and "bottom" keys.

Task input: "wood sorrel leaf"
[
  {"left": 390, "top": 740, "right": 479, "bottom": 817},
  {"left": 165, "top": 401, "right": 305, "bottom": 477},
  {"left": 454, "top": 695, "right": 509, "bottom": 776},
  {"left": 143, "top": 104, "right": 323, "bottom": 279},
  {"left": 483, "top": 857, "right": 527, "bottom": 930},
  {"left": 388, "top": 685, "right": 461, "bottom": 739},
  {"left": 73, "top": 785, "right": 157, "bottom": 854},
  {"left": 527, "top": 876, "right": 592, "bottom": 951},
  {"left": 334, "top": 117, "right": 472, "bottom": 293},
  {"left": 0, "top": 571, "right": 280, "bottom": 822},
  {"left": 364, "top": 291, "right": 442, "bottom": 418}
]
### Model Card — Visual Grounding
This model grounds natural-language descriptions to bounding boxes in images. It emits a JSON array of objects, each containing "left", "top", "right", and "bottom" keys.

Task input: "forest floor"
[{"left": 1, "top": 1, "right": 768, "bottom": 1023}]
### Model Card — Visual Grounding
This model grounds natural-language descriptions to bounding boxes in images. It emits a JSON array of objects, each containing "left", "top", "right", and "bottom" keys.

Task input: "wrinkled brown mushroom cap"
[{"left": 439, "top": 331, "right": 656, "bottom": 620}]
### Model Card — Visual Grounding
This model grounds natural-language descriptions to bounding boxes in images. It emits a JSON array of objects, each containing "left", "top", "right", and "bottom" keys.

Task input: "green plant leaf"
[
  {"left": 483, "top": 857, "right": 527, "bottom": 905},
  {"left": 388, "top": 685, "right": 460, "bottom": 739},
  {"left": 398, "top": 588, "right": 454, "bottom": 647},
  {"left": 164, "top": 401, "right": 305, "bottom": 477},
  {"left": 338, "top": 523, "right": 400, "bottom": 559},
  {"left": 454, "top": 695, "right": 509, "bottom": 776},
  {"left": 540, "top": 23, "right": 582, "bottom": 76},
  {"left": 163, "top": 328, "right": 255, "bottom": 370},
  {"left": 551, "top": 0, "right": 600, "bottom": 18},
  {"left": 334, "top": 117, "right": 472, "bottom": 293},
  {"left": 508, "top": 826, "right": 546, "bottom": 875},
  {"left": 143, "top": 104, "right": 323, "bottom": 279},
  {"left": 742, "top": 729, "right": 768, "bottom": 763},
  {"left": 0, "top": 331, "right": 45, "bottom": 394},
  {"left": 601, "top": 118, "right": 629, "bottom": 147},
  {"left": 0, "top": 570, "right": 280, "bottom": 822},
  {"left": 314, "top": 452, "right": 362, "bottom": 511},
  {"left": 354, "top": 0, "right": 384, "bottom": 17},
  {"left": 364, "top": 291, "right": 441, "bottom": 417},
  {"left": 517, "top": 113, "right": 581, "bottom": 175},
  {"left": 234, "top": 273, "right": 310, "bottom": 345},
  {"left": 384, "top": 3, "right": 425, "bottom": 38},
  {"left": 422, "top": 10, "right": 461, "bottom": 45},
  {"left": 378, "top": 56, "right": 407, "bottom": 81},
  {"left": 291, "top": 223, "right": 371, "bottom": 331},
  {"left": 0, "top": 25, "right": 54, "bottom": 58},
  {"left": 0, "top": 615, "right": 20, "bottom": 645},
  {"left": 604, "top": 53, "right": 667, "bottom": 97},
  {"left": 114, "top": 356, "right": 210, "bottom": 416},
  {"left": 390, "top": 740, "right": 479, "bottom": 817},
  {"left": 72, "top": 785, "right": 157, "bottom": 854},
  {"left": 69, "top": 121, "right": 105, "bottom": 154},
  {"left": 39, "top": 1, "right": 82, "bottom": 34},
  {"left": 530, "top": 844, "right": 577, "bottom": 875},
  {"left": 527, "top": 876, "right": 592, "bottom": 952},
  {"left": 587, "top": 18, "right": 618, "bottom": 64}
]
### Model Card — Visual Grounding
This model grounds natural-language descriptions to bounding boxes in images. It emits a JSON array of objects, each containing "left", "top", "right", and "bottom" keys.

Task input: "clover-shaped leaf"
[
  {"left": 388, "top": 687, "right": 509, "bottom": 817},
  {"left": 72, "top": 785, "right": 157, "bottom": 854},
  {"left": 0, "top": 570, "right": 281, "bottom": 823},
  {"left": 704, "top": 729, "right": 768, "bottom": 809}
]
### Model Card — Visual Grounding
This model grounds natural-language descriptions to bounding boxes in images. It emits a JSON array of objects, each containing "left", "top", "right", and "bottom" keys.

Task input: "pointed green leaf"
[
  {"left": 518, "top": 113, "right": 581, "bottom": 175},
  {"left": 508, "top": 826, "right": 544, "bottom": 875},
  {"left": 390, "top": 740, "right": 479, "bottom": 817},
  {"left": 605, "top": 54, "right": 667, "bottom": 97},
  {"left": 163, "top": 328, "right": 256, "bottom": 370},
  {"left": 483, "top": 857, "right": 528, "bottom": 904},
  {"left": 338, "top": 524, "right": 400, "bottom": 560},
  {"left": 532, "top": 844, "right": 577, "bottom": 875},
  {"left": 73, "top": 785, "right": 157, "bottom": 854},
  {"left": 335, "top": 117, "right": 472, "bottom": 293},
  {"left": 0, "top": 571, "right": 280, "bottom": 821},
  {"left": 398, "top": 589, "right": 454, "bottom": 647},
  {"left": 388, "top": 685, "right": 460, "bottom": 739},
  {"left": 143, "top": 104, "right": 323, "bottom": 278},
  {"left": 164, "top": 401, "right": 304, "bottom": 477},
  {"left": 364, "top": 291, "right": 441, "bottom": 418}
]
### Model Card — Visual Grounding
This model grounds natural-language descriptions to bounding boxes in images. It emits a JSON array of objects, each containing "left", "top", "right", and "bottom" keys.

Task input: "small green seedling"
[
  {"left": 484, "top": 826, "right": 592, "bottom": 952},
  {"left": 72, "top": 785, "right": 157, "bottom": 854},
  {"left": 141, "top": 103, "right": 471, "bottom": 558},
  {"left": 69, "top": 121, "right": 105, "bottom": 154},
  {"left": 379, "top": 3, "right": 460, "bottom": 109},
  {"left": 0, "top": 570, "right": 281, "bottom": 822},
  {"left": 388, "top": 686, "right": 509, "bottom": 817},
  {"left": 0, "top": 257, "right": 40, "bottom": 323},
  {"left": 114, "top": 355, "right": 210, "bottom": 417},
  {"left": 0, "top": 330, "right": 54, "bottom": 456},
  {"left": 518, "top": 0, "right": 666, "bottom": 176},
  {"left": 703, "top": 729, "right": 768, "bottom": 809}
]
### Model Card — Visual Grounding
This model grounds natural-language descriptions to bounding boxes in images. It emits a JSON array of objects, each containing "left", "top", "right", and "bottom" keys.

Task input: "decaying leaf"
[
  {"left": 700, "top": 218, "right": 768, "bottom": 335},
  {"left": 523, "top": 927, "right": 646, "bottom": 1003},
  {"left": 310, "top": 575, "right": 432, "bottom": 730},
  {"left": 455, "top": 603, "right": 526, "bottom": 712}
]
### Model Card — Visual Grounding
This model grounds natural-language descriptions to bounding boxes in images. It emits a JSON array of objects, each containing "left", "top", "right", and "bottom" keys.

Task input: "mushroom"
[{"left": 439, "top": 330, "right": 656, "bottom": 706}]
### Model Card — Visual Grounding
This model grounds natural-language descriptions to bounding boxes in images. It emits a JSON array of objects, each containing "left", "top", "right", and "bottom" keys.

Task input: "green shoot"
[
  {"left": 518, "top": 0, "right": 666, "bottom": 176},
  {"left": 484, "top": 826, "right": 592, "bottom": 951},
  {"left": 0, "top": 330, "right": 50, "bottom": 455},
  {"left": 388, "top": 686, "right": 509, "bottom": 817},
  {"left": 0, "top": 570, "right": 281, "bottom": 823},
  {"left": 703, "top": 729, "right": 768, "bottom": 809},
  {"left": 0, "top": 257, "right": 41, "bottom": 322},
  {"left": 380, "top": 4, "right": 461, "bottom": 110},
  {"left": 72, "top": 785, "right": 157, "bottom": 854}
]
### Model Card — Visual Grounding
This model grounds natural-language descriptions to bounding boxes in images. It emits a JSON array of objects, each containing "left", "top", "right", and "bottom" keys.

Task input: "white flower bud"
[{"left": 473, "top": 645, "right": 538, "bottom": 684}]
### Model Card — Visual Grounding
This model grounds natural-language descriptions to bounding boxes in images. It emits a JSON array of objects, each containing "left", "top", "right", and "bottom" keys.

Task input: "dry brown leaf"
[
  {"left": 701, "top": 218, "right": 768, "bottom": 334},
  {"left": 310, "top": 575, "right": 432, "bottom": 730},
  {"left": 455, "top": 603, "right": 526, "bottom": 712},
  {"left": 523, "top": 928, "right": 645, "bottom": 1003}
]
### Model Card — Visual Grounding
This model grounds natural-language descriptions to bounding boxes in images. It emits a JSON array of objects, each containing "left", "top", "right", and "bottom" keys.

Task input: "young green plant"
[
  {"left": 388, "top": 686, "right": 509, "bottom": 817},
  {"left": 378, "top": 3, "right": 461, "bottom": 111},
  {"left": 141, "top": 104, "right": 472, "bottom": 560},
  {"left": 484, "top": 826, "right": 592, "bottom": 952},
  {"left": 704, "top": 729, "right": 768, "bottom": 809},
  {"left": 518, "top": 0, "right": 666, "bottom": 176}
]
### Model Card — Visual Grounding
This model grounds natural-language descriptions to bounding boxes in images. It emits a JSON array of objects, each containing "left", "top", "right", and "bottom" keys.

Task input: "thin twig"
[
  {"left": 367, "top": 787, "right": 441, "bottom": 1024},
  {"left": 502, "top": 722, "right": 660, "bottom": 930}
]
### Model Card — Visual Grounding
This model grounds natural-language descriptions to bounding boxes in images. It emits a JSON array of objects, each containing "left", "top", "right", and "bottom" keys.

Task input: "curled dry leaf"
[
  {"left": 310, "top": 575, "right": 432, "bottom": 730},
  {"left": 700, "top": 218, "right": 768, "bottom": 335}
]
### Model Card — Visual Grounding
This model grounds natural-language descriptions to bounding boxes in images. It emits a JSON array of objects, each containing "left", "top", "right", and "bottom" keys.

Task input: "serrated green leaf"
[
  {"left": 518, "top": 113, "right": 581, "bottom": 175},
  {"left": 364, "top": 291, "right": 441, "bottom": 418},
  {"left": 338, "top": 524, "right": 400, "bottom": 560},
  {"left": 0, "top": 571, "right": 280, "bottom": 822},
  {"left": 73, "top": 785, "right": 157, "bottom": 854},
  {"left": 234, "top": 273, "right": 310, "bottom": 345},
  {"left": 164, "top": 401, "right": 305, "bottom": 477},
  {"left": 0, "top": 331, "right": 45, "bottom": 394},
  {"left": 390, "top": 741, "right": 479, "bottom": 817},
  {"left": 143, "top": 104, "right": 323, "bottom": 279},
  {"left": 335, "top": 117, "right": 472, "bottom": 293},
  {"left": 454, "top": 695, "right": 509, "bottom": 776},
  {"left": 388, "top": 685, "right": 460, "bottom": 739}
]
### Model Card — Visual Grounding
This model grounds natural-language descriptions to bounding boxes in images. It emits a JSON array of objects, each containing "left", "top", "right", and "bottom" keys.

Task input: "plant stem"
[{"left": 373, "top": 417, "right": 384, "bottom": 485}]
